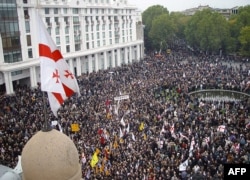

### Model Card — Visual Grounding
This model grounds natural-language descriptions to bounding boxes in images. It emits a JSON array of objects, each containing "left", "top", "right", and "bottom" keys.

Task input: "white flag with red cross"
[{"left": 36, "top": 11, "right": 80, "bottom": 116}]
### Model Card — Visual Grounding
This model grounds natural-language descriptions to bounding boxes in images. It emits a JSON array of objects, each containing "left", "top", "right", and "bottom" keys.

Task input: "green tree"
[
  {"left": 185, "top": 9, "right": 230, "bottom": 54},
  {"left": 169, "top": 12, "right": 191, "bottom": 39},
  {"left": 229, "top": 5, "right": 250, "bottom": 53},
  {"left": 142, "top": 5, "right": 169, "bottom": 52},
  {"left": 149, "top": 14, "right": 177, "bottom": 51},
  {"left": 238, "top": 26, "right": 250, "bottom": 56}
]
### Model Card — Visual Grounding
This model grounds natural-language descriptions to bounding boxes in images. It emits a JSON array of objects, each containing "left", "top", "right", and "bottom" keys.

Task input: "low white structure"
[{"left": 0, "top": 0, "right": 144, "bottom": 94}]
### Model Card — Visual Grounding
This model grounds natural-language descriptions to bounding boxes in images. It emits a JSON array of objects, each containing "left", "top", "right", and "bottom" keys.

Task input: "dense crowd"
[{"left": 0, "top": 49, "right": 250, "bottom": 180}]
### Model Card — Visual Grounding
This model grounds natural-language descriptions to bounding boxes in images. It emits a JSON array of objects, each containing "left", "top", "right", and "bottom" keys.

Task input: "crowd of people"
[{"left": 0, "top": 48, "right": 250, "bottom": 179}]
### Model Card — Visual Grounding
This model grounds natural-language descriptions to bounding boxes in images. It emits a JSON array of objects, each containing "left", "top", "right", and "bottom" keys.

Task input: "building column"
[
  {"left": 112, "top": 50, "right": 115, "bottom": 68},
  {"left": 124, "top": 47, "right": 128, "bottom": 64},
  {"left": 95, "top": 54, "right": 99, "bottom": 72},
  {"left": 129, "top": 46, "right": 132, "bottom": 63},
  {"left": 0, "top": 34, "right": 4, "bottom": 64},
  {"left": 104, "top": 51, "right": 107, "bottom": 70},
  {"left": 4, "top": 72, "right": 14, "bottom": 94},
  {"left": 88, "top": 55, "right": 93, "bottom": 73},
  {"left": 68, "top": 59, "right": 74, "bottom": 74},
  {"left": 30, "top": 66, "right": 37, "bottom": 88},
  {"left": 137, "top": 45, "right": 141, "bottom": 61},
  {"left": 76, "top": 58, "right": 81, "bottom": 76},
  {"left": 141, "top": 43, "right": 144, "bottom": 60},
  {"left": 117, "top": 48, "right": 121, "bottom": 66}
]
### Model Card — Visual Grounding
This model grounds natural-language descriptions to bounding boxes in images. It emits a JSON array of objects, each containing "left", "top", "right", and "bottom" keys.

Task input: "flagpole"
[{"left": 42, "top": 91, "right": 52, "bottom": 132}]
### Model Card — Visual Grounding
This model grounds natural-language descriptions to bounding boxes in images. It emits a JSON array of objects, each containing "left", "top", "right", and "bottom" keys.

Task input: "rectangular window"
[
  {"left": 56, "top": 37, "right": 60, "bottom": 45},
  {"left": 63, "top": 8, "right": 68, "bottom": 14},
  {"left": 54, "top": 17, "right": 59, "bottom": 25},
  {"left": 28, "top": 48, "right": 33, "bottom": 58},
  {"left": 115, "top": 38, "right": 119, "bottom": 44},
  {"left": 97, "top": 40, "right": 100, "bottom": 47},
  {"left": 73, "top": 17, "right": 79, "bottom": 24},
  {"left": 102, "top": 32, "right": 105, "bottom": 38},
  {"left": 65, "top": 36, "right": 69, "bottom": 43},
  {"left": 74, "top": 35, "right": 80, "bottom": 42},
  {"left": 96, "top": 24, "right": 99, "bottom": 31},
  {"left": 65, "top": 26, "right": 69, "bottom": 34},
  {"left": 85, "top": 25, "right": 88, "bottom": 32},
  {"left": 66, "top": 45, "right": 70, "bottom": 52},
  {"left": 55, "top": 27, "right": 60, "bottom": 35},
  {"left": 103, "top": 40, "right": 106, "bottom": 46},
  {"left": 91, "top": 33, "right": 94, "bottom": 40},
  {"left": 24, "top": 9, "right": 29, "bottom": 19},
  {"left": 97, "top": 32, "right": 100, "bottom": 39},
  {"left": 46, "top": 17, "right": 51, "bottom": 26},
  {"left": 75, "top": 44, "right": 81, "bottom": 51},
  {"left": 73, "top": 8, "right": 79, "bottom": 14},
  {"left": 86, "top": 34, "right": 89, "bottom": 41},
  {"left": 47, "top": 27, "right": 51, "bottom": 35},
  {"left": 102, "top": 24, "right": 105, "bottom": 30},
  {"left": 25, "top": 21, "right": 30, "bottom": 33},
  {"left": 54, "top": 8, "right": 58, "bottom": 14},
  {"left": 45, "top": 8, "right": 49, "bottom": 14},
  {"left": 26, "top": 35, "right": 31, "bottom": 46},
  {"left": 64, "top": 17, "right": 69, "bottom": 25}
]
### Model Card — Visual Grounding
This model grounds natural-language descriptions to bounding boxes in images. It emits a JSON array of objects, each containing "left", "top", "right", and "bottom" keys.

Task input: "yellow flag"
[
  {"left": 139, "top": 122, "right": 144, "bottom": 131},
  {"left": 71, "top": 123, "right": 80, "bottom": 132},
  {"left": 90, "top": 152, "right": 99, "bottom": 168}
]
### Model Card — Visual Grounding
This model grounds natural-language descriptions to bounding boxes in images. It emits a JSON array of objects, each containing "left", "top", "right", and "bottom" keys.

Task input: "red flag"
[{"left": 36, "top": 12, "right": 80, "bottom": 116}]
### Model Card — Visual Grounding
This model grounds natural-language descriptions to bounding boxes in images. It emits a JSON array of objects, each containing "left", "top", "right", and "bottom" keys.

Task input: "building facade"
[
  {"left": 181, "top": 5, "right": 239, "bottom": 20},
  {"left": 0, "top": 0, "right": 144, "bottom": 94}
]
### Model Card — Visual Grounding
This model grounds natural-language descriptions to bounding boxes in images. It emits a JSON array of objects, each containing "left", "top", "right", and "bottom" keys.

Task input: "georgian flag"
[{"left": 36, "top": 12, "right": 80, "bottom": 116}]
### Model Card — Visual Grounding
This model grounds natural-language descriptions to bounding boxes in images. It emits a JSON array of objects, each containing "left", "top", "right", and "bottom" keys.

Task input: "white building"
[{"left": 0, "top": 0, "right": 144, "bottom": 94}]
